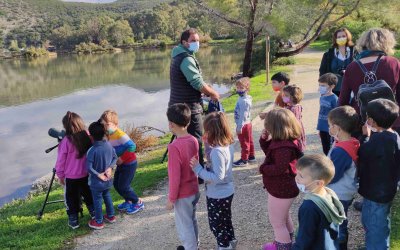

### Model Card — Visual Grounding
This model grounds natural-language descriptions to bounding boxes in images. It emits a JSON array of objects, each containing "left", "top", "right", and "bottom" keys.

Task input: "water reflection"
[{"left": 0, "top": 45, "right": 242, "bottom": 206}]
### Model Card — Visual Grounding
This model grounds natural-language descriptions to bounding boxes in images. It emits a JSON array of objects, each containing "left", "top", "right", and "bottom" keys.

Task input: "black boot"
[{"left": 68, "top": 213, "right": 79, "bottom": 229}]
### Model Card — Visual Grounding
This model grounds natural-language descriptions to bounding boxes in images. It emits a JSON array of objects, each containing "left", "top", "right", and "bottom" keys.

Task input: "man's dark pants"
[{"left": 187, "top": 112, "right": 205, "bottom": 183}]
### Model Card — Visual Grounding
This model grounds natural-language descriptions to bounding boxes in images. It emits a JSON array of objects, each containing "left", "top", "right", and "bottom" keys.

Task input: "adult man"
[{"left": 169, "top": 28, "right": 220, "bottom": 173}]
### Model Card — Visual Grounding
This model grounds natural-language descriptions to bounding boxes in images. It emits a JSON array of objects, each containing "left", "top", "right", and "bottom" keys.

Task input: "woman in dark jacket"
[{"left": 319, "top": 28, "right": 355, "bottom": 96}]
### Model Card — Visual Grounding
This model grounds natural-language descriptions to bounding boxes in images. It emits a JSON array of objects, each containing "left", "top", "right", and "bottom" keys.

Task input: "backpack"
[{"left": 356, "top": 55, "right": 396, "bottom": 122}]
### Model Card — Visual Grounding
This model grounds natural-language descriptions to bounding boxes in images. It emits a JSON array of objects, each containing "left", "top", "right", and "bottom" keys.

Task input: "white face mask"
[
  {"left": 319, "top": 86, "right": 329, "bottom": 95},
  {"left": 366, "top": 121, "right": 377, "bottom": 133},
  {"left": 296, "top": 182, "right": 308, "bottom": 193},
  {"left": 329, "top": 125, "right": 340, "bottom": 141},
  {"left": 188, "top": 41, "right": 200, "bottom": 53}
]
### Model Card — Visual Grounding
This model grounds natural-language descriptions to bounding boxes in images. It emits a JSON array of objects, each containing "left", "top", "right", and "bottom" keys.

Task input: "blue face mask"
[
  {"left": 107, "top": 128, "right": 116, "bottom": 135},
  {"left": 188, "top": 41, "right": 200, "bottom": 53},
  {"left": 319, "top": 86, "right": 329, "bottom": 95},
  {"left": 236, "top": 90, "right": 246, "bottom": 96}
]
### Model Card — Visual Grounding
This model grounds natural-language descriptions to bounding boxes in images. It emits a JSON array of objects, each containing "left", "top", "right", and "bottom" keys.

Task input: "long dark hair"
[{"left": 62, "top": 111, "right": 92, "bottom": 158}]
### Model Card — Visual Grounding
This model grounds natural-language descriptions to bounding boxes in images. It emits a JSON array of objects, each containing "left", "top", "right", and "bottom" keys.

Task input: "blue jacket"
[
  {"left": 292, "top": 200, "right": 339, "bottom": 250},
  {"left": 86, "top": 140, "right": 117, "bottom": 191}
]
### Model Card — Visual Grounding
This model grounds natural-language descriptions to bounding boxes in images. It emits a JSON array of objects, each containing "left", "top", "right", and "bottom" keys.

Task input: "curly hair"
[{"left": 356, "top": 28, "right": 396, "bottom": 55}]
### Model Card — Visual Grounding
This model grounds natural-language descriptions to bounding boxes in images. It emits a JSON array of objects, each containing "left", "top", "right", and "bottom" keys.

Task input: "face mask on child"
[
  {"left": 365, "top": 120, "right": 377, "bottom": 133},
  {"left": 329, "top": 125, "right": 340, "bottom": 141},
  {"left": 296, "top": 180, "right": 319, "bottom": 193},
  {"left": 319, "top": 86, "right": 329, "bottom": 95},
  {"left": 282, "top": 96, "right": 291, "bottom": 104},
  {"left": 272, "top": 85, "right": 281, "bottom": 92},
  {"left": 236, "top": 90, "right": 246, "bottom": 96},
  {"left": 107, "top": 128, "right": 116, "bottom": 135}
]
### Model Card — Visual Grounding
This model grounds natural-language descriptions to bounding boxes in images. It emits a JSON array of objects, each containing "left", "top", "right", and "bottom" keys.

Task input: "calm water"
[{"left": 0, "top": 45, "right": 243, "bottom": 206}]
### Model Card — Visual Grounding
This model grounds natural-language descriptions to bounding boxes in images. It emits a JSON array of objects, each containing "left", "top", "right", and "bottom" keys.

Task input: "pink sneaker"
[
  {"left": 88, "top": 219, "right": 104, "bottom": 230},
  {"left": 263, "top": 242, "right": 277, "bottom": 250}
]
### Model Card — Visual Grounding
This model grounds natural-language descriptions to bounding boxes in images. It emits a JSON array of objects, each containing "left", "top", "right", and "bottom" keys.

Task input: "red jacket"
[{"left": 259, "top": 138, "right": 302, "bottom": 199}]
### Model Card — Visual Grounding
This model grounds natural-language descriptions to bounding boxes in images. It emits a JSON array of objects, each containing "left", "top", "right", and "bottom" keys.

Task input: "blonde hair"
[
  {"left": 236, "top": 77, "right": 250, "bottom": 90},
  {"left": 203, "top": 112, "right": 234, "bottom": 147},
  {"left": 296, "top": 154, "right": 335, "bottom": 183},
  {"left": 332, "top": 28, "right": 354, "bottom": 48},
  {"left": 283, "top": 85, "right": 303, "bottom": 105},
  {"left": 264, "top": 107, "right": 302, "bottom": 141},
  {"left": 100, "top": 109, "right": 119, "bottom": 125},
  {"left": 356, "top": 28, "right": 397, "bottom": 55}
]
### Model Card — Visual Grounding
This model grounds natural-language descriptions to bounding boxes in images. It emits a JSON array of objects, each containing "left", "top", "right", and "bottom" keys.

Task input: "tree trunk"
[{"left": 242, "top": 28, "right": 254, "bottom": 77}]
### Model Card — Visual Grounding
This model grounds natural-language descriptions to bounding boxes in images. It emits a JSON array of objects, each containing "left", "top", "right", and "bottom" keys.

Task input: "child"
[
  {"left": 293, "top": 154, "right": 346, "bottom": 250},
  {"left": 358, "top": 99, "right": 400, "bottom": 249},
  {"left": 326, "top": 106, "right": 360, "bottom": 249},
  {"left": 86, "top": 121, "right": 118, "bottom": 230},
  {"left": 165, "top": 103, "right": 200, "bottom": 250},
  {"left": 282, "top": 85, "right": 306, "bottom": 151},
  {"left": 233, "top": 77, "right": 256, "bottom": 167},
  {"left": 259, "top": 72, "right": 290, "bottom": 119},
  {"left": 317, "top": 73, "right": 338, "bottom": 155},
  {"left": 259, "top": 108, "right": 303, "bottom": 250},
  {"left": 100, "top": 110, "right": 144, "bottom": 214},
  {"left": 55, "top": 111, "right": 94, "bottom": 229},
  {"left": 190, "top": 111, "right": 236, "bottom": 250}
]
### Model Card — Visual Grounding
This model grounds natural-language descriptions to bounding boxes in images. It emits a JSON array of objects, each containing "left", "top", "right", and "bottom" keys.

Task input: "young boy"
[
  {"left": 327, "top": 106, "right": 360, "bottom": 249},
  {"left": 87, "top": 121, "right": 118, "bottom": 229},
  {"left": 293, "top": 154, "right": 346, "bottom": 250},
  {"left": 358, "top": 99, "right": 400, "bottom": 249},
  {"left": 166, "top": 103, "right": 200, "bottom": 250},
  {"left": 100, "top": 110, "right": 144, "bottom": 214},
  {"left": 233, "top": 77, "right": 256, "bottom": 167},
  {"left": 317, "top": 73, "right": 338, "bottom": 155},
  {"left": 259, "top": 72, "right": 290, "bottom": 119}
]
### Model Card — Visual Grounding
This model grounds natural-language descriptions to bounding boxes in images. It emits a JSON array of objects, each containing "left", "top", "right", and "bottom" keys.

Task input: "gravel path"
[{"left": 74, "top": 49, "right": 363, "bottom": 250}]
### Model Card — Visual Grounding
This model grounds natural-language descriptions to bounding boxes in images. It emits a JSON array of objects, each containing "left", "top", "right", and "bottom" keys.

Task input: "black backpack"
[{"left": 356, "top": 55, "right": 396, "bottom": 122}]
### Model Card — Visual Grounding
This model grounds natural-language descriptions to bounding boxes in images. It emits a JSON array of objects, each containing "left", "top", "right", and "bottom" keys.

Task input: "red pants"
[{"left": 238, "top": 123, "right": 255, "bottom": 160}]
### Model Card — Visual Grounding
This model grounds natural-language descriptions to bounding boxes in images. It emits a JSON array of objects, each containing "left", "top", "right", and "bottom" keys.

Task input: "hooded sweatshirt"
[
  {"left": 293, "top": 187, "right": 346, "bottom": 250},
  {"left": 259, "top": 138, "right": 302, "bottom": 198},
  {"left": 327, "top": 137, "right": 360, "bottom": 201}
]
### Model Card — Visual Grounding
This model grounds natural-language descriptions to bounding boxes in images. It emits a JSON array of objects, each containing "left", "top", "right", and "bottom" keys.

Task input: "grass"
[
  {"left": 309, "top": 40, "right": 331, "bottom": 51},
  {"left": 0, "top": 136, "right": 171, "bottom": 250},
  {"left": 391, "top": 194, "right": 400, "bottom": 248},
  {"left": 221, "top": 66, "right": 292, "bottom": 113},
  {"left": 394, "top": 50, "right": 399, "bottom": 59}
]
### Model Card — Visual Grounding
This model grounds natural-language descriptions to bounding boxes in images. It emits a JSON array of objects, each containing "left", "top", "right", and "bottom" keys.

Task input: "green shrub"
[
  {"left": 273, "top": 57, "right": 295, "bottom": 66},
  {"left": 23, "top": 47, "right": 49, "bottom": 58}
]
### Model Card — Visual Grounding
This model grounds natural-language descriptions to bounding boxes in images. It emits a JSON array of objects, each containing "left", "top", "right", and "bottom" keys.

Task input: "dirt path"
[{"left": 74, "top": 49, "right": 363, "bottom": 250}]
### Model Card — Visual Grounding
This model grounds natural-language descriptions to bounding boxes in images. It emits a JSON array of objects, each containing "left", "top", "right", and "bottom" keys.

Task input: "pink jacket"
[{"left": 55, "top": 137, "right": 89, "bottom": 180}]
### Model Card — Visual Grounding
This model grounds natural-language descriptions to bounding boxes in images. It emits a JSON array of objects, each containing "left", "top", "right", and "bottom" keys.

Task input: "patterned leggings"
[{"left": 206, "top": 194, "right": 235, "bottom": 247}]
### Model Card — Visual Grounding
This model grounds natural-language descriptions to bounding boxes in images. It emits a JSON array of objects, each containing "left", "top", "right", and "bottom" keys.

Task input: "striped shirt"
[{"left": 108, "top": 128, "right": 137, "bottom": 165}]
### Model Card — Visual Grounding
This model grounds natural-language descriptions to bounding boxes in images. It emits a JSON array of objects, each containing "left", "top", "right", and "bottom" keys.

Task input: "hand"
[
  {"left": 189, "top": 156, "right": 199, "bottom": 170},
  {"left": 261, "top": 129, "right": 271, "bottom": 140},
  {"left": 210, "top": 92, "right": 220, "bottom": 102},
  {"left": 105, "top": 168, "right": 112, "bottom": 178},
  {"left": 98, "top": 173, "right": 109, "bottom": 181},
  {"left": 116, "top": 157, "right": 123, "bottom": 165},
  {"left": 362, "top": 123, "right": 371, "bottom": 137},
  {"left": 166, "top": 200, "right": 174, "bottom": 210},
  {"left": 58, "top": 178, "right": 65, "bottom": 186},
  {"left": 259, "top": 112, "right": 266, "bottom": 120}
]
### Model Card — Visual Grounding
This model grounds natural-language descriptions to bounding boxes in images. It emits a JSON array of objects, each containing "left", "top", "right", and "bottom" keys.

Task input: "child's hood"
[
  {"left": 269, "top": 139, "right": 302, "bottom": 152},
  {"left": 305, "top": 187, "right": 346, "bottom": 225},
  {"left": 334, "top": 137, "right": 360, "bottom": 162}
]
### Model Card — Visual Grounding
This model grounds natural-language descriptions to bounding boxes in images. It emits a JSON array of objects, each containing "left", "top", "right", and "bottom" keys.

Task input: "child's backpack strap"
[{"left": 355, "top": 55, "right": 383, "bottom": 84}]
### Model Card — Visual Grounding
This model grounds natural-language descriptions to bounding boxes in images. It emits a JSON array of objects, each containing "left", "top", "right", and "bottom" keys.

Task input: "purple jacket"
[{"left": 55, "top": 137, "right": 89, "bottom": 180}]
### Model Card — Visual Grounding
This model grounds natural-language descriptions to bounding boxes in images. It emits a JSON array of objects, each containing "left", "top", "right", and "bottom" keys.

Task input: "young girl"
[
  {"left": 190, "top": 112, "right": 237, "bottom": 250},
  {"left": 282, "top": 85, "right": 306, "bottom": 151},
  {"left": 259, "top": 108, "right": 303, "bottom": 250},
  {"left": 55, "top": 111, "right": 94, "bottom": 229}
]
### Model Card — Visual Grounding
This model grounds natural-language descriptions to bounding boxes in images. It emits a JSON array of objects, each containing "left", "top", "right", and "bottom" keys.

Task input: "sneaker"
[
  {"left": 248, "top": 156, "right": 257, "bottom": 163},
  {"left": 218, "top": 244, "right": 233, "bottom": 250},
  {"left": 117, "top": 201, "right": 130, "bottom": 211},
  {"left": 103, "top": 215, "right": 116, "bottom": 223},
  {"left": 353, "top": 201, "right": 363, "bottom": 212},
  {"left": 233, "top": 159, "right": 248, "bottom": 167},
  {"left": 176, "top": 246, "right": 185, "bottom": 250},
  {"left": 230, "top": 239, "right": 238, "bottom": 249},
  {"left": 126, "top": 200, "right": 145, "bottom": 214},
  {"left": 68, "top": 214, "right": 79, "bottom": 229},
  {"left": 88, "top": 219, "right": 104, "bottom": 230}
]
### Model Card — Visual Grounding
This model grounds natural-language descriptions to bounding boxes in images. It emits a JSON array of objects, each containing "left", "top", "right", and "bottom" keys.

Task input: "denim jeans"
[
  {"left": 113, "top": 161, "right": 139, "bottom": 204},
  {"left": 339, "top": 199, "right": 353, "bottom": 243},
  {"left": 91, "top": 188, "right": 114, "bottom": 224},
  {"left": 361, "top": 198, "right": 392, "bottom": 249}
]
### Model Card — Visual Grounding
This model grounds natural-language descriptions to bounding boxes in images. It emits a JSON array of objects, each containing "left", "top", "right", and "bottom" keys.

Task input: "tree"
[
  {"left": 50, "top": 24, "right": 76, "bottom": 50},
  {"left": 8, "top": 40, "right": 20, "bottom": 52},
  {"left": 194, "top": 0, "right": 361, "bottom": 76},
  {"left": 109, "top": 20, "right": 134, "bottom": 46}
]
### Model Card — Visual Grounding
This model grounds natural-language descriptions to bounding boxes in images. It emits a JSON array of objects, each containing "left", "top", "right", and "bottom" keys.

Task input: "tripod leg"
[{"left": 37, "top": 168, "right": 57, "bottom": 220}]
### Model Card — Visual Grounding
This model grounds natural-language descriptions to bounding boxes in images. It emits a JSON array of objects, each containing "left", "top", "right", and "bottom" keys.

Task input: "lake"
[{"left": 0, "top": 45, "right": 243, "bottom": 206}]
